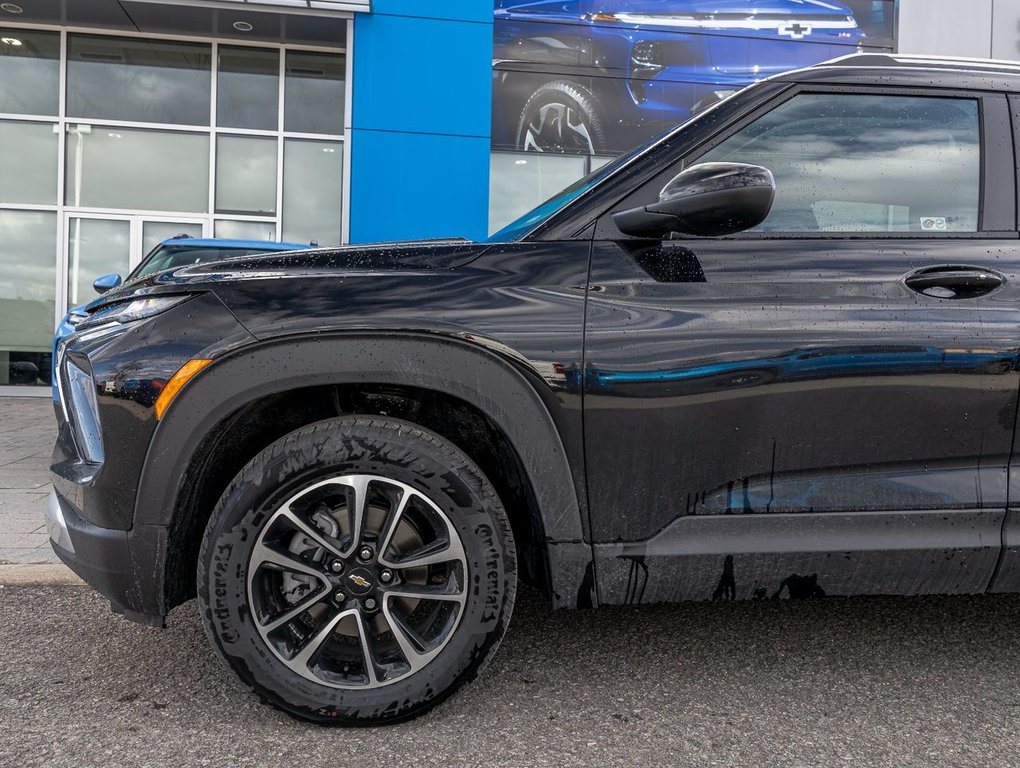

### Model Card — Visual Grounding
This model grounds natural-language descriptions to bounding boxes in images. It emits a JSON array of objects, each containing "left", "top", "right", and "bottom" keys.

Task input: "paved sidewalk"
[{"left": 0, "top": 397, "right": 58, "bottom": 565}]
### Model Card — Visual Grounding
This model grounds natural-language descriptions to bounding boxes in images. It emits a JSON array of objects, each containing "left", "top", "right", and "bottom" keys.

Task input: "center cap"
[{"left": 345, "top": 567, "right": 375, "bottom": 596}]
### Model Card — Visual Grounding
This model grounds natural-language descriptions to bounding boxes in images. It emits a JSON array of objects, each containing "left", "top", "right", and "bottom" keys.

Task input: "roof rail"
[
  {"left": 818, "top": 53, "right": 899, "bottom": 68},
  {"left": 815, "top": 52, "right": 1020, "bottom": 72}
]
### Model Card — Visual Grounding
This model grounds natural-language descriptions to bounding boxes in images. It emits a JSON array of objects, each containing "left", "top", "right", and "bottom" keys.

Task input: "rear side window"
[{"left": 697, "top": 93, "right": 981, "bottom": 233}]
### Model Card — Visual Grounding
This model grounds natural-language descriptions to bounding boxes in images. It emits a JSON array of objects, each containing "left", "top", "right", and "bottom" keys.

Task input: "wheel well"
[{"left": 164, "top": 384, "right": 551, "bottom": 610}]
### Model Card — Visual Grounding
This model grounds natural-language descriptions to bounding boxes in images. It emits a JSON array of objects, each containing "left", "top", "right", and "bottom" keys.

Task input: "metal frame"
[{"left": 0, "top": 21, "right": 351, "bottom": 393}]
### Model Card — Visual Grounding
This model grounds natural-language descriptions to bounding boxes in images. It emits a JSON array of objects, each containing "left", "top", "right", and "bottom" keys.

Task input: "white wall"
[
  {"left": 991, "top": 0, "right": 1020, "bottom": 59},
  {"left": 898, "top": 0, "right": 993, "bottom": 57},
  {"left": 898, "top": 0, "right": 1020, "bottom": 61}
]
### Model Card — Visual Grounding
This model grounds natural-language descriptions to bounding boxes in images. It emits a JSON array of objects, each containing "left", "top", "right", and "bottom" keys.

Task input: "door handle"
[{"left": 904, "top": 265, "right": 1004, "bottom": 299}]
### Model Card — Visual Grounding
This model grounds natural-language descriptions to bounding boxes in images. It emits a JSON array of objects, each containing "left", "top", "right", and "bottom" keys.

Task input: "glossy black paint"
[
  {"left": 585, "top": 237, "right": 1020, "bottom": 541},
  {"left": 50, "top": 57, "right": 1020, "bottom": 622},
  {"left": 52, "top": 293, "right": 254, "bottom": 529}
]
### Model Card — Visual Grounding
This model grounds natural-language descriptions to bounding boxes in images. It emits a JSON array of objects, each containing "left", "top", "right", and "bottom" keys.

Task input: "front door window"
[{"left": 697, "top": 93, "right": 982, "bottom": 233}]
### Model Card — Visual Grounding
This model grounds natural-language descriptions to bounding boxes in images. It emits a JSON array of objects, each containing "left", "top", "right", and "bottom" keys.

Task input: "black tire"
[
  {"left": 197, "top": 416, "right": 517, "bottom": 725},
  {"left": 515, "top": 79, "right": 607, "bottom": 154}
]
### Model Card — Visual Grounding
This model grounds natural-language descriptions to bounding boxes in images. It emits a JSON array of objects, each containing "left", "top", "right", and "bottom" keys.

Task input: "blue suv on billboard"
[{"left": 493, "top": 0, "right": 868, "bottom": 154}]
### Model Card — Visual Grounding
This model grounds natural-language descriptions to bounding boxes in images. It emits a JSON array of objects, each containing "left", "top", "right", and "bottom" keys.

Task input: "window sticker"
[{"left": 920, "top": 217, "right": 948, "bottom": 231}]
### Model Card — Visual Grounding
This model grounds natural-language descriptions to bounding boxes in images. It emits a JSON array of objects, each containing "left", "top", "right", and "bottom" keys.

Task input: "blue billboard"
[{"left": 492, "top": 0, "right": 898, "bottom": 154}]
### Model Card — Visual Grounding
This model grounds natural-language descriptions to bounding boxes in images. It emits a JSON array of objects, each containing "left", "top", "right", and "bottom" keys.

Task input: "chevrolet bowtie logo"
[
  {"left": 779, "top": 22, "right": 812, "bottom": 39},
  {"left": 348, "top": 574, "right": 371, "bottom": 588}
]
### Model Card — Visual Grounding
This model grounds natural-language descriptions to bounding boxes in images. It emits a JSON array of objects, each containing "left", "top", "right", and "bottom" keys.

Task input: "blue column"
[{"left": 349, "top": 2, "right": 492, "bottom": 243}]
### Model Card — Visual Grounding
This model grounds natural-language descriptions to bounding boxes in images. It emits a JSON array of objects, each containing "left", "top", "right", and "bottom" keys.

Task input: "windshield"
[
  {"left": 131, "top": 245, "right": 284, "bottom": 279},
  {"left": 486, "top": 151, "right": 641, "bottom": 243}
]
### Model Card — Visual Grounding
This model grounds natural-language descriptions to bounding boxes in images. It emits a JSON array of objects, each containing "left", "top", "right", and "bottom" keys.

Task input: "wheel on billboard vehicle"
[
  {"left": 515, "top": 80, "right": 607, "bottom": 154},
  {"left": 197, "top": 416, "right": 517, "bottom": 725}
]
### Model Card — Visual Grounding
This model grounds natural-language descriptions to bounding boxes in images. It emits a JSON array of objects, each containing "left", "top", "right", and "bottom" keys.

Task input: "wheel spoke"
[
  {"left": 385, "top": 582, "right": 465, "bottom": 604},
  {"left": 383, "top": 536, "right": 465, "bottom": 570},
  {"left": 261, "top": 585, "right": 329, "bottom": 633},
  {"left": 377, "top": 490, "right": 413, "bottom": 564},
  {"left": 277, "top": 508, "right": 345, "bottom": 561},
  {"left": 251, "top": 539, "right": 327, "bottom": 582},
  {"left": 291, "top": 609, "right": 349, "bottom": 670},
  {"left": 352, "top": 610, "right": 379, "bottom": 686},
  {"left": 342, "top": 475, "right": 371, "bottom": 556},
  {"left": 381, "top": 602, "right": 432, "bottom": 673}
]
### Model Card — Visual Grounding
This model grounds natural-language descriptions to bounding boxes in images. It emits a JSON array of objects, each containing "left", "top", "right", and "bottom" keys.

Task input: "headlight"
[
  {"left": 77, "top": 295, "right": 191, "bottom": 330},
  {"left": 65, "top": 359, "right": 104, "bottom": 463}
]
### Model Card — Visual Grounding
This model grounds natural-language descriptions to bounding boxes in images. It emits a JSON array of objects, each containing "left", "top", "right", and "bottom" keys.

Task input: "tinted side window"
[{"left": 697, "top": 94, "right": 981, "bottom": 233}]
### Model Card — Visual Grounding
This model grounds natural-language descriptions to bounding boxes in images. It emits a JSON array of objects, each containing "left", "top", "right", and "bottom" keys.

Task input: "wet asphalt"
[{"left": 2, "top": 584, "right": 1019, "bottom": 767}]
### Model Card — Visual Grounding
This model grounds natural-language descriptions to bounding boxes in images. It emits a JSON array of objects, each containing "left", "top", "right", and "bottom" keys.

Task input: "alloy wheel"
[
  {"left": 246, "top": 474, "right": 468, "bottom": 689},
  {"left": 522, "top": 102, "right": 596, "bottom": 154}
]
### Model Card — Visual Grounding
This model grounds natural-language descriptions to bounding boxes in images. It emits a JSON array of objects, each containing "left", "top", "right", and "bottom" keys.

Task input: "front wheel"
[{"left": 197, "top": 416, "right": 517, "bottom": 725}]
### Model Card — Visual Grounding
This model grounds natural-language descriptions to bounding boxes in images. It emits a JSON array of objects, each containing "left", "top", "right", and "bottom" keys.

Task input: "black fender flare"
[{"left": 129, "top": 332, "right": 593, "bottom": 612}]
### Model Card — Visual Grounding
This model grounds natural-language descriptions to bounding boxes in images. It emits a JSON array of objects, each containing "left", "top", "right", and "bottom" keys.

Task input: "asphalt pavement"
[{"left": 2, "top": 584, "right": 1019, "bottom": 767}]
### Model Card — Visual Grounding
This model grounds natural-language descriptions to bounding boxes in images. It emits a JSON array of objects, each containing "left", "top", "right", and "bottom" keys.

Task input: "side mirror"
[
  {"left": 93, "top": 273, "right": 122, "bottom": 294},
  {"left": 613, "top": 162, "right": 775, "bottom": 239}
]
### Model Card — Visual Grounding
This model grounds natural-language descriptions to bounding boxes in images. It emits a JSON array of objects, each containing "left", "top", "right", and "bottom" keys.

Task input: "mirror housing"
[
  {"left": 613, "top": 162, "right": 775, "bottom": 239},
  {"left": 93, "top": 273, "right": 123, "bottom": 294}
]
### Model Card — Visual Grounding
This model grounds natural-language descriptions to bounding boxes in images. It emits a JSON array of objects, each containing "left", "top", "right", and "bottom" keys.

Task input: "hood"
[{"left": 87, "top": 238, "right": 492, "bottom": 306}]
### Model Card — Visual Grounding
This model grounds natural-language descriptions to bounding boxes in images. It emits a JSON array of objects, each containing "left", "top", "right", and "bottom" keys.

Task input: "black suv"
[{"left": 49, "top": 54, "right": 1020, "bottom": 725}]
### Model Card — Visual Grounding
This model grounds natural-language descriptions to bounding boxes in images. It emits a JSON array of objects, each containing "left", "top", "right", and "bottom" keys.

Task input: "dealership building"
[{"left": 0, "top": 0, "right": 1017, "bottom": 395}]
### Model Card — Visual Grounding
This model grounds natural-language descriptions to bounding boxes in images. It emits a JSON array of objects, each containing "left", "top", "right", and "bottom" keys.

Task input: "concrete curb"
[{"left": 0, "top": 563, "right": 84, "bottom": 585}]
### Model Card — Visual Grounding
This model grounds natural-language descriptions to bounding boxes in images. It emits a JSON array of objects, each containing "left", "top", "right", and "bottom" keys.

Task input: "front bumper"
[
  {"left": 48, "top": 291, "right": 255, "bottom": 624},
  {"left": 46, "top": 487, "right": 168, "bottom": 627}
]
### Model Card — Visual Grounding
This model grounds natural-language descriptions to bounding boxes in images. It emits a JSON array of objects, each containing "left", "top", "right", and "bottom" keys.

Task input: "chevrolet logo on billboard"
[{"left": 778, "top": 22, "right": 813, "bottom": 39}]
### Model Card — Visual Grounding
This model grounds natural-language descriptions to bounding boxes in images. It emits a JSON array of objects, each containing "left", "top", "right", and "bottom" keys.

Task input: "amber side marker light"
[{"left": 154, "top": 358, "right": 213, "bottom": 420}]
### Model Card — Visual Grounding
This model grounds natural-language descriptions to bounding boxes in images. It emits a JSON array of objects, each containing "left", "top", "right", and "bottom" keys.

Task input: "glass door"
[{"left": 65, "top": 214, "right": 131, "bottom": 309}]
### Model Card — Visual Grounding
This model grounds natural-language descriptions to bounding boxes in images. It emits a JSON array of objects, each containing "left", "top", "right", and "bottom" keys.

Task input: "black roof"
[{"left": 778, "top": 53, "right": 1020, "bottom": 92}]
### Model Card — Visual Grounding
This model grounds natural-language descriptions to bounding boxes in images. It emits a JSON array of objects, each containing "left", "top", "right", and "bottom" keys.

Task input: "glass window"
[
  {"left": 67, "top": 218, "right": 130, "bottom": 306},
  {"left": 697, "top": 94, "right": 981, "bottom": 233},
  {"left": 217, "top": 46, "right": 279, "bottom": 131},
  {"left": 141, "top": 221, "right": 204, "bottom": 259},
  {"left": 0, "top": 29, "right": 59, "bottom": 116},
  {"left": 284, "top": 51, "right": 344, "bottom": 135},
  {"left": 67, "top": 35, "right": 212, "bottom": 126},
  {"left": 0, "top": 210, "right": 56, "bottom": 385},
  {"left": 282, "top": 139, "right": 341, "bottom": 246},
  {"left": 488, "top": 152, "right": 588, "bottom": 234},
  {"left": 216, "top": 135, "right": 277, "bottom": 215},
  {"left": 0, "top": 121, "right": 58, "bottom": 204},
  {"left": 215, "top": 219, "right": 276, "bottom": 241},
  {"left": 66, "top": 126, "right": 209, "bottom": 212}
]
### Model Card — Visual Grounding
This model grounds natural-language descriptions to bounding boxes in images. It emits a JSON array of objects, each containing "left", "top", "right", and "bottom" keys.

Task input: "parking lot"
[{"left": 2, "top": 581, "right": 1019, "bottom": 767}]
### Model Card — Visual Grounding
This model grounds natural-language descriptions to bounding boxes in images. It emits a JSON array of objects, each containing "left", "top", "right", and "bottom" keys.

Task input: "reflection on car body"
[{"left": 575, "top": 345, "right": 1020, "bottom": 397}]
